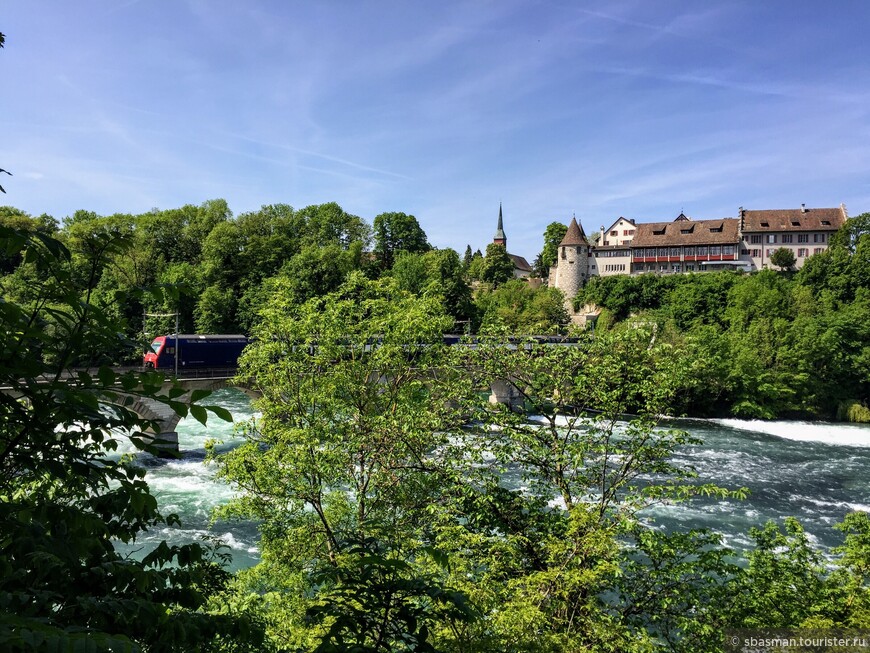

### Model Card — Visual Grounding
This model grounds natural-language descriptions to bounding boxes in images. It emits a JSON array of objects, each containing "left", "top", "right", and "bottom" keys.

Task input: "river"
[{"left": 117, "top": 389, "right": 870, "bottom": 570}]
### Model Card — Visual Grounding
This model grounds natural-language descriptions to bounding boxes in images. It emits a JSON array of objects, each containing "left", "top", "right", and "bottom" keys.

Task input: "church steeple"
[{"left": 493, "top": 203, "right": 507, "bottom": 247}]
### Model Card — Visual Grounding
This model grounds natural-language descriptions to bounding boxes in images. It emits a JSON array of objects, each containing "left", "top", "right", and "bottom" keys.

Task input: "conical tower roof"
[
  {"left": 558, "top": 217, "right": 588, "bottom": 246},
  {"left": 493, "top": 203, "right": 506, "bottom": 242}
]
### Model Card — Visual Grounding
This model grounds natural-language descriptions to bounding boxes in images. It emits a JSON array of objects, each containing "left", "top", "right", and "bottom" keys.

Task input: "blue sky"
[{"left": 3, "top": 1, "right": 870, "bottom": 260}]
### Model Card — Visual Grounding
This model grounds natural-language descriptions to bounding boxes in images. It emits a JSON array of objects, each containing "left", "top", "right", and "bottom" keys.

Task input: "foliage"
[
  {"left": 479, "top": 242, "right": 515, "bottom": 286},
  {"left": 214, "top": 273, "right": 474, "bottom": 650},
  {"left": 533, "top": 221, "right": 568, "bottom": 278},
  {"left": 0, "top": 226, "right": 261, "bottom": 651},
  {"left": 476, "top": 279, "right": 568, "bottom": 334},
  {"left": 373, "top": 211, "right": 430, "bottom": 270},
  {"left": 391, "top": 249, "right": 475, "bottom": 326},
  {"left": 770, "top": 246, "right": 796, "bottom": 270}
]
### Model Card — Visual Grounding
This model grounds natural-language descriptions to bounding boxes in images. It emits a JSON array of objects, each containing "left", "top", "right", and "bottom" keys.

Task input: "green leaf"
[{"left": 190, "top": 404, "right": 208, "bottom": 426}]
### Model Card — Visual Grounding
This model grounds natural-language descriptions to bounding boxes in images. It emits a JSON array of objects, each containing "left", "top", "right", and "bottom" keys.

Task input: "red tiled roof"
[
  {"left": 630, "top": 217, "right": 740, "bottom": 248},
  {"left": 741, "top": 207, "right": 846, "bottom": 232}
]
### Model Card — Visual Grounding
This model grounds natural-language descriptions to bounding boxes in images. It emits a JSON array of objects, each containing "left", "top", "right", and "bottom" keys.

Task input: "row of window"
[
  {"left": 609, "top": 229, "right": 636, "bottom": 236},
  {"left": 603, "top": 264, "right": 627, "bottom": 272},
  {"left": 744, "top": 247, "right": 826, "bottom": 258},
  {"left": 634, "top": 245, "right": 735, "bottom": 257},
  {"left": 633, "top": 263, "right": 697, "bottom": 273},
  {"left": 749, "top": 233, "right": 826, "bottom": 244},
  {"left": 595, "top": 249, "right": 630, "bottom": 258}
]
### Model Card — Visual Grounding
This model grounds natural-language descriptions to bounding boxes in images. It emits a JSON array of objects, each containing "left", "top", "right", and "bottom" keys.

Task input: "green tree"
[
  {"left": 462, "top": 244, "right": 473, "bottom": 270},
  {"left": 533, "top": 221, "right": 568, "bottom": 278},
  {"left": 0, "top": 225, "right": 261, "bottom": 651},
  {"left": 373, "top": 211, "right": 430, "bottom": 270},
  {"left": 770, "top": 246, "right": 796, "bottom": 271},
  {"left": 476, "top": 279, "right": 568, "bottom": 334},
  {"left": 214, "top": 273, "right": 474, "bottom": 650},
  {"left": 298, "top": 202, "right": 371, "bottom": 250},
  {"left": 479, "top": 243, "right": 514, "bottom": 287}
]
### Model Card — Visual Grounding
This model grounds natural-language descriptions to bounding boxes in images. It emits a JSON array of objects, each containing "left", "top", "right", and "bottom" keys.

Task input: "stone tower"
[
  {"left": 549, "top": 217, "right": 589, "bottom": 311},
  {"left": 493, "top": 203, "right": 507, "bottom": 247}
]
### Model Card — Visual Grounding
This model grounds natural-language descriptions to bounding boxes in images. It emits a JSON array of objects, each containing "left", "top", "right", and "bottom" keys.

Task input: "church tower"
[
  {"left": 549, "top": 217, "right": 589, "bottom": 310},
  {"left": 493, "top": 203, "right": 507, "bottom": 247}
]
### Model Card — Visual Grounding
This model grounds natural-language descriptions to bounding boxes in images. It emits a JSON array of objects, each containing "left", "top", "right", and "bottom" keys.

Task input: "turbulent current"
[{"left": 118, "top": 389, "right": 870, "bottom": 570}]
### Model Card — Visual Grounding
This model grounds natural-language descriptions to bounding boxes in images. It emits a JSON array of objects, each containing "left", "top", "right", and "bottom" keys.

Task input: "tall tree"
[
  {"left": 372, "top": 211, "right": 430, "bottom": 269},
  {"left": 480, "top": 242, "right": 515, "bottom": 286},
  {"left": 215, "top": 273, "right": 473, "bottom": 650},
  {"left": 534, "top": 221, "right": 568, "bottom": 278},
  {"left": 0, "top": 225, "right": 260, "bottom": 651}
]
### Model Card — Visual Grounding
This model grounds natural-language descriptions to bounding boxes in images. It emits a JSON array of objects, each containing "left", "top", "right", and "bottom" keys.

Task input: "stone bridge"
[{"left": 131, "top": 366, "right": 525, "bottom": 456}]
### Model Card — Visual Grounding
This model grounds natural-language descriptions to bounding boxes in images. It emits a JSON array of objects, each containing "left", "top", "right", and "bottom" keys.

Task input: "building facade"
[
  {"left": 588, "top": 216, "right": 637, "bottom": 277},
  {"left": 547, "top": 204, "right": 848, "bottom": 300},
  {"left": 738, "top": 205, "right": 847, "bottom": 271}
]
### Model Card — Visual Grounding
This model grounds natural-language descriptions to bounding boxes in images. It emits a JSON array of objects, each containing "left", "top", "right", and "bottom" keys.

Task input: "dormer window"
[
  {"left": 791, "top": 221, "right": 801, "bottom": 227},
  {"left": 821, "top": 220, "right": 831, "bottom": 226},
  {"left": 760, "top": 221, "right": 769, "bottom": 228},
  {"left": 653, "top": 228, "right": 666, "bottom": 235},
  {"left": 709, "top": 226, "right": 723, "bottom": 233}
]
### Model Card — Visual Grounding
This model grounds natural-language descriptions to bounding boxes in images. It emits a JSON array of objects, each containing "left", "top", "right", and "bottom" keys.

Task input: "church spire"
[{"left": 493, "top": 203, "right": 507, "bottom": 247}]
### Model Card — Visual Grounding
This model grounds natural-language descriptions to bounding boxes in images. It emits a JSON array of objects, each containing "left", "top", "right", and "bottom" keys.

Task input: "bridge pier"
[{"left": 489, "top": 379, "right": 525, "bottom": 411}]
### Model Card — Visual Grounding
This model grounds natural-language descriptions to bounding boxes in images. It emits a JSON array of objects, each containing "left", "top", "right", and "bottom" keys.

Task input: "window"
[
  {"left": 673, "top": 264, "right": 681, "bottom": 273},
  {"left": 814, "top": 247, "right": 824, "bottom": 254},
  {"left": 761, "top": 221, "right": 770, "bottom": 227},
  {"left": 697, "top": 246, "right": 708, "bottom": 256},
  {"left": 723, "top": 245, "right": 734, "bottom": 255},
  {"left": 798, "top": 248, "right": 808, "bottom": 257},
  {"left": 791, "top": 220, "right": 801, "bottom": 227},
  {"left": 798, "top": 234, "right": 809, "bottom": 243},
  {"left": 767, "top": 234, "right": 777, "bottom": 244},
  {"left": 561, "top": 248, "right": 565, "bottom": 259},
  {"left": 741, "top": 248, "right": 749, "bottom": 255},
  {"left": 610, "top": 230, "right": 618, "bottom": 236},
  {"left": 781, "top": 234, "right": 793, "bottom": 244},
  {"left": 658, "top": 247, "right": 668, "bottom": 256},
  {"left": 670, "top": 247, "right": 680, "bottom": 257},
  {"left": 685, "top": 246, "right": 696, "bottom": 256},
  {"left": 751, "top": 249, "right": 761, "bottom": 257},
  {"left": 686, "top": 264, "right": 695, "bottom": 271},
  {"left": 766, "top": 249, "right": 772, "bottom": 257},
  {"left": 814, "top": 233, "right": 826, "bottom": 243},
  {"left": 623, "top": 229, "right": 635, "bottom": 235},
  {"left": 821, "top": 220, "right": 831, "bottom": 226},
  {"left": 750, "top": 235, "right": 762, "bottom": 244},
  {"left": 711, "top": 246, "right": 721, "bottom": 255}
]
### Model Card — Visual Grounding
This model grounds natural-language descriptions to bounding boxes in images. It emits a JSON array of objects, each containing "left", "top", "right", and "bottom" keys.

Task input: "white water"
[
  {"left": 713, "top": 418, "right": 870, "bottom": 448},
  {"left": 126, "top": 393, "right": 870, "bottom": 569}
]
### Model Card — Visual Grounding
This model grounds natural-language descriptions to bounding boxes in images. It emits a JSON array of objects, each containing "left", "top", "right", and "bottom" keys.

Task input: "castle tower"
[
  {"left": 493, "top": 203, "right": 506, "bottom": 247},
  {"left": 549, "top": 217, "right": 589, "bottom": 311}
]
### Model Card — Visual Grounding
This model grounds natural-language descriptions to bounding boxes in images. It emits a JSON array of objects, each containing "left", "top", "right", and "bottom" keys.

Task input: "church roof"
[
  {"left": 559, "top": 217, "right": 588, "bottom": 246},
  {"left": 493, "top": 203, "right": 506, "bottom": 241},
  {"left": 508, "top": 253, "right": 532, "bottom": 272}
]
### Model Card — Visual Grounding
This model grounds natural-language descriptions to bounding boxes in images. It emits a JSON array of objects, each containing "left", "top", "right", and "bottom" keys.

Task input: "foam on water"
[{"left": 713, "top": 418, "right": 870, "bottom": 448}]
